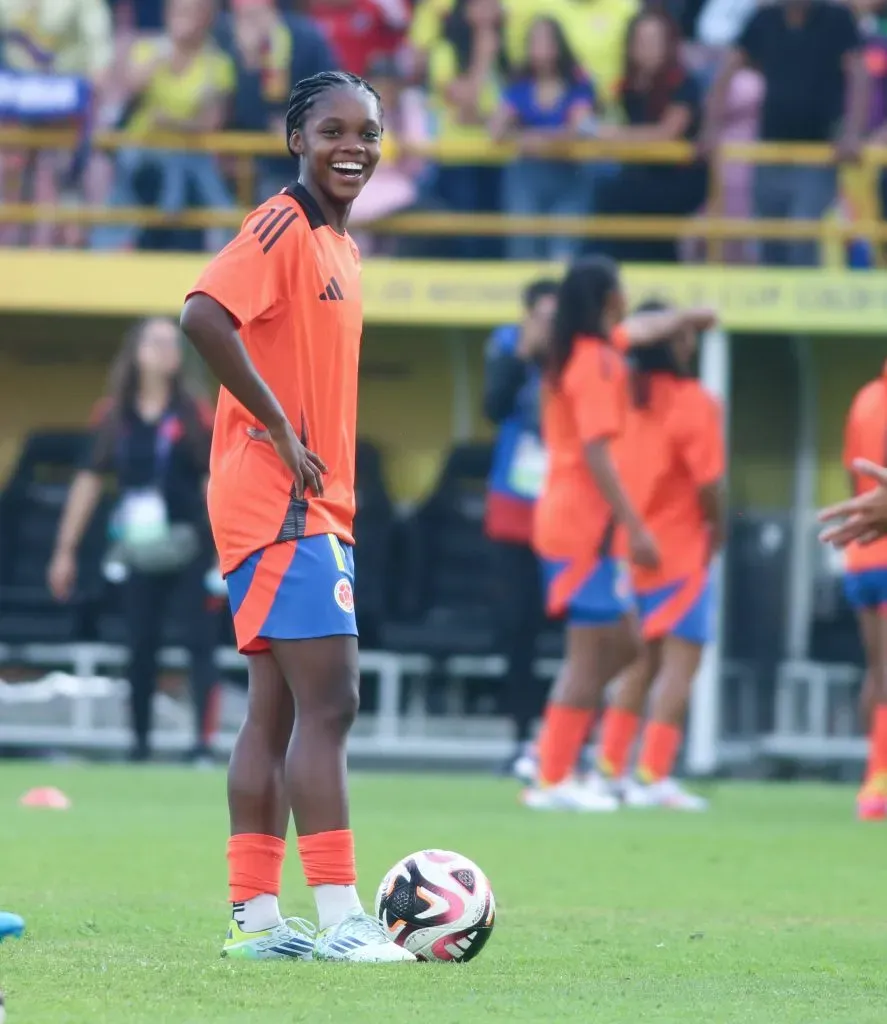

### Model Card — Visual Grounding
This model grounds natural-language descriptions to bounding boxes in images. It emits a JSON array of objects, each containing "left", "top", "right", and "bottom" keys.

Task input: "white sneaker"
[
  {"left": 314, "top": 911, "right": 417, "bottom": 963},
  {"left": 625, "top": 777, "right": 709, "bottom": 811},
  {"left": 582, "top": 770, "right": 625, "bottom": 805},
  {"left": 522, "top": 778, "right": 619, "bottom": 812}
]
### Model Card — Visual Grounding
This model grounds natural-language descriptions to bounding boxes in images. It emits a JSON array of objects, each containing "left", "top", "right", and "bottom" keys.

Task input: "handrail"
[
  {"left": 1, "top": 124, "right": 884, "bottom": 166},
  {"left": 2, "top": 126, "right": 884, "bottom": 261},
  {"left": 1, "top": 203, "right": 883, "bottom": 241}
]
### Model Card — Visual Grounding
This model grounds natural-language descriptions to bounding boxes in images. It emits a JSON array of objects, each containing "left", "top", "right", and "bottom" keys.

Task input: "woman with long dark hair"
[
  {"left": 593, "top": 8, "right": 708, "bottom": 263},
  {"left": 595, "top": 301, "right": 724, "bottom": 811},
  {"left": 525, "top": 256, "right": 715, "bottom": 811},
  {"left": 490, "top": 16, "right": 595, "bottom": 261},
  {"left": 48, "top": 317, "right": 217, "bottom": 763}
]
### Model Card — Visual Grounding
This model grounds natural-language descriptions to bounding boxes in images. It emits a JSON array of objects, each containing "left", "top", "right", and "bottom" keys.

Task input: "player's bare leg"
[
  {"left": 271, "top": 635, "right": 415, "bottom": 961},
  {"left": 627, "top": 636, "right": 707, "bottom": 810},
  {"left": 223, "top": 654, "right": 314, "bottom": 960},
  {"left": 525, "top": 618, "right": 640, "bottom": 811},
  {"left": 856, "top": 608, "right": 887, "bottom": 819}
]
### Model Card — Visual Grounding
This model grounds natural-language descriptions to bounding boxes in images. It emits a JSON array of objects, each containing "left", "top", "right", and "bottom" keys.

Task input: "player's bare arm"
[
  {"left": 180, "top": 293, "right": 327, "bottom": 498},
  {"left": 584, "top": 439, "right": 659, "bottom": 570},
  {"left": 622, "top": 306, "right": 718, "bottom": 347},
  {"left": 820, "top": 459, "right": 887, "bottom": 547}
]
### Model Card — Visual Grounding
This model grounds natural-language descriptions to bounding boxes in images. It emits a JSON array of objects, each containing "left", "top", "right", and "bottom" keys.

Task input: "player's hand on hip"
[
  {"left": 247, "top": 423, "right": 328, "bottom": 498},
  {"left": 819, "top": 459, "right": 887, "bottom": 548}
]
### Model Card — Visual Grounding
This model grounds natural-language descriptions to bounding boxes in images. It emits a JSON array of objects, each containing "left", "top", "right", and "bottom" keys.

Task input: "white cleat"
[
  {"left": 582, "top": 770, "right": 625, "bottom": 805},
  {"left": 314, "top": 911, "right": 417, "bottom": 963},
  {"left": 625, "top": 777, "right": 709, "bottom": 811},
  {"left": 222, "top": 916, "right": 316, "bottom": 961},
  {"left": 522, "top": 778, "right": 619, "bottom": 812}
]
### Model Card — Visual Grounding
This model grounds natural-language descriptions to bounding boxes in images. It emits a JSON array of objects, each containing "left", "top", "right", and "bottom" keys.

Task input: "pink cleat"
[{"left": 856, "top": 781, "right": 887, "bottom": 821}]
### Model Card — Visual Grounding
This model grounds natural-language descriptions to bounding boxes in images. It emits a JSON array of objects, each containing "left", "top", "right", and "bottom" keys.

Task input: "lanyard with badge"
[{"left": 107, "top": 414, "right": 198, "bottom": 577}]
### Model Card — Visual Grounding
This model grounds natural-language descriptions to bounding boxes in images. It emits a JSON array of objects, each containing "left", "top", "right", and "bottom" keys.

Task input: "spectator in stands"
[
  {"left": 482, "top": 278, "right": 559, "bottom": 776},
  {"left": 425, "top": 0, "right": 509, "bottom": 258},
  {"left": 592, "top": 8, "right": 708, "bottom": 263},
  {"left": 91, "top": 0, "right": 236, "bottom": 253},
  {"left": 0, "top": 0, "right": 114, "bottom": 247},
  {"left": 220, "top": 0, "right": 336, "bottom": 200},
  {"left": 308, "top": 0, "right": 409, "bottom": 77},
  {"left": 348, "top": 55, "right": 432, "bottom": 252},
  {"left": 47, "top": 318, "right": 217, "bottom": 765},
  {"left": 490, "top": 17, "right": 595, "bottom": 261},
  {"left": 109, "top": 0, "right": 165, "bottom": 31},
  {"left": 411, "top": 0, "right": 638, "bottom": 111},
  {"left": 701, "top": 0, "right": 869, "bottom": 267}
]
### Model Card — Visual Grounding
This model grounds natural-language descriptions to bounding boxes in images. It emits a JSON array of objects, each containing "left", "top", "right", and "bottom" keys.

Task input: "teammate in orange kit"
[
  {"left": 596, "top": 303, "right": 725, "bottom": 811},
  {"left": 834, "top": 365, "right": 887, "bottom": 820},
  {"left": 524, "top": 256, "right": 717, "bottom": 811},
  {"left": 180, "top": 71, "right": 414, "bottom": 962}
]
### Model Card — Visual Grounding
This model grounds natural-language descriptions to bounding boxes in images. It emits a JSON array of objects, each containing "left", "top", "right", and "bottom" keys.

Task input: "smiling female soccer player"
[{"left": 180, "top": 71, "right": 415, "bottom": 963}]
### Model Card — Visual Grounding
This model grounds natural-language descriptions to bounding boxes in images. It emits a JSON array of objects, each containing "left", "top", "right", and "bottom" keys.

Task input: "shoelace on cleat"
[
  {"left": 283, "top": 917, "right": 317, "bottom": 939},
  {"left": 329, "top": 912, "right": 390, "bottom": 945}
]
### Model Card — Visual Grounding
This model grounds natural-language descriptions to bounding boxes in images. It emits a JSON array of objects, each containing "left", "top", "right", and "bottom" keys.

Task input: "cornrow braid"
[{"left": 285, "top": 71, "right": 383, "bottom": 157}]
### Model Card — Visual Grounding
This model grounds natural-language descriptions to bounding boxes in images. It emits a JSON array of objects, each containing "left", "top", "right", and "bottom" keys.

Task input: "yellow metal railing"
[{"left": 1, "top": 127, "right": 885, "bottom": 262}]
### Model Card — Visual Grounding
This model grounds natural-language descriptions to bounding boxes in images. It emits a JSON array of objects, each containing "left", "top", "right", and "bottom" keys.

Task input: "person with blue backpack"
[{"left": 483, "top": 278, "right": 559, "bottom": 775}]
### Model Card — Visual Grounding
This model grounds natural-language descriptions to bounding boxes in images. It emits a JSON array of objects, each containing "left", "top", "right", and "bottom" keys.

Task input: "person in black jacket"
[
  {"left": 48, "top": 317, "right": 218, "bottom": 763},
  {"left": 482, "top": 278, "right": 559, "bottom": 775}
]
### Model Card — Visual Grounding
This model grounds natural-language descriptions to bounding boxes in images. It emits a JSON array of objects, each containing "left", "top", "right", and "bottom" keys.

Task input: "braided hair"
[{"left": 285, "top": 71, "right": 383, "bottom": 158}]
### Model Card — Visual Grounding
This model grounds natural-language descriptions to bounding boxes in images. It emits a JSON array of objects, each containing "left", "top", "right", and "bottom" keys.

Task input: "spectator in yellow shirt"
[
  {"left": 424, "top": 0, "right": 510, "bottom": 257},
  {"left": 411, "top": 0, "right": 638, "bottom": 107},
  {"left": 0, "top": 0, "right": 114, "bottom": 247},
  {"left": 92, "top": 0, "right": 235, "bottom": 252}
]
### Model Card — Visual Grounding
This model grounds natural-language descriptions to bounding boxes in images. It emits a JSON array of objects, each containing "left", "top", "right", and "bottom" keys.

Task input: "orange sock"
[
  {"left": 636, "top": 721, "right": 682, "bottom": 783},
  {"left": 297, "top": 829, "right": 357, "bottom": 887},
  {"left": 227, "top": 833, "right": 286, "bottom": 902},
  {"left": 867, "top": 705, "right": 887, "bottom": 783},
  {"left": 598, "top": 707, "right": 640, "bottom": 778},
  {"left": 537, "top": 703, "right": 594, "bottom": 785}
]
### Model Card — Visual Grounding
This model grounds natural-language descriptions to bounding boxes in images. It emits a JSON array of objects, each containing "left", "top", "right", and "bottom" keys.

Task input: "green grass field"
[{"left": 2, "top": 765, "right": 886, "bottom": 1024}]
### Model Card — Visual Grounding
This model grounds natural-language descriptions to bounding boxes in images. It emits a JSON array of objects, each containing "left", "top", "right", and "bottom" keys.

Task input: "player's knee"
[{"left": 310, "top": 671, "right": 360, "bottom": 735}]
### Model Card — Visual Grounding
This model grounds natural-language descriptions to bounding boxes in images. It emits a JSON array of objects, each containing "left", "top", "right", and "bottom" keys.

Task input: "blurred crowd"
[{"left": 2, "top": 0, "right": 887, "bottom": 263}]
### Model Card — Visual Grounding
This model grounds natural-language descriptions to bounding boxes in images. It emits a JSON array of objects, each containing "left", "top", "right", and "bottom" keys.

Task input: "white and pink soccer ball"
[{"left": 375, "top": 849, "right": 495, "bottom": 963}]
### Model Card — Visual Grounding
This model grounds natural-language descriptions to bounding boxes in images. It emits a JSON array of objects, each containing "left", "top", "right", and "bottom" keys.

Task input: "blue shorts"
[
  {"left": 843, "top": 568, "right": 887, "bottom": 611},
  {"left": 636, "top": 572, "right": 713, "bottom": 646},
  {"left": 226, "top": 534, "right": 357, "bottom": 654},
  {"left": 541, "top": 556, "right": 632, "bottom": 626}
]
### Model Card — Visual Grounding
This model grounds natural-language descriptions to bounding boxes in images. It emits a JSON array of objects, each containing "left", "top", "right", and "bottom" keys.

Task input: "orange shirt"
[
  {"left": 534, "top": 330, "right": 634, "bottom": 562},
  {"left": 186, "top": 184, "right": 363, "bottom": 575},
  {"left": 622, "top": 375, "right": 725, "bottom": 592},
  {"left": 843, "top": 372, "right": 887, "bottom": 572}
]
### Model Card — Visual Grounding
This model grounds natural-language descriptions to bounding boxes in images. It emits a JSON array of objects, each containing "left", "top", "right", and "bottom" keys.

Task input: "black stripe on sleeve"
[
  {"left": 261, "top": 210, "right": 300, "bottom": 254},
  {"left": 251, "top": 207, "right": 278, "bottom": 236},
  {"left": 256, "top": 208, "right": 289, "bottom": 245}
]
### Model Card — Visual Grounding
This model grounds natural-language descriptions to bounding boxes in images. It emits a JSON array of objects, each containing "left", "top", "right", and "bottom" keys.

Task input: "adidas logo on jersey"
[{"left": 319, "top": 277, "right": 345, "bottom": 302}]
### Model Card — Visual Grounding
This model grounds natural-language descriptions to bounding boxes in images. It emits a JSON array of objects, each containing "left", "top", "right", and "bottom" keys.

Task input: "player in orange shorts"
[
  {"left": 595, "top": 303, "right": 724, "bottom": 810},
  {"left": 180, "top": 71, "right": 414, "bottom": 962},
  {"left": 524, "top": 255, "right": 716, "bottom": 811}
]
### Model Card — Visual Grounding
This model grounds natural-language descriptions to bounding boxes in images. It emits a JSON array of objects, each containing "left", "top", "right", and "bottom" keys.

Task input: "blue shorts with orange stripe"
[
  {"left": 636, "top": 571, "right": 713, "bottom": 646},
  {"left": 541, "top": 556, "right": 633, "bottom": 626},
  {"left": 225, "top": 534, "right": 357, "bottom": 655},
  {"left": 843, "top": 567, "right": 887, "bottom": 611}
]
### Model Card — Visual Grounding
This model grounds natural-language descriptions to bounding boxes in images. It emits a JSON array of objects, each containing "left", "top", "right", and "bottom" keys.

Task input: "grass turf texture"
[{"left": 1, "top": 767, "right": 885, "bottom": 1023}]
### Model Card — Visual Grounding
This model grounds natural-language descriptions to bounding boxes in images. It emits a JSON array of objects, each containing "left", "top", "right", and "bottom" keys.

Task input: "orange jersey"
[
  {"left": 843, "top": 372, "right": 887, "bottom": 572},
  {"left": 186, "top": 184, "right": 363, "bottom": 575},
  {"left": 621, "top": 375, "right": 725, "bottom": 592},
  {"left": 534, "top": 329, "right": 636, "bottom": 561}
]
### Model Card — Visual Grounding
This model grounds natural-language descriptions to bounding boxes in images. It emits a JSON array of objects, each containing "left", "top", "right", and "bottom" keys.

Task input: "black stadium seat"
[
  {"left": 382, "top": 443, "right": 496, "bottom": 658},
  {"left": 0, "top": 430, "right": 110, "bottom": 644}
]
